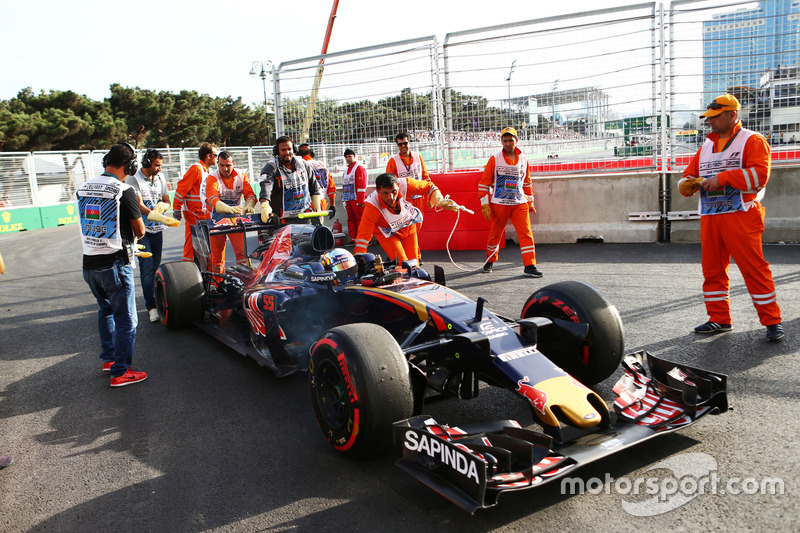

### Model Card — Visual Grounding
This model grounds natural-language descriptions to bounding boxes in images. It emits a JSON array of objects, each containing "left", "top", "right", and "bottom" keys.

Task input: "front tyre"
[
  {"left": 154, "top": 262, "right": 204, "bottom": 329},
  {"left": 309, "top": 323, "right": 413, "bottom": 457},
  {"left": 521, "top": 281, "right": 624, "bottom": 386}
]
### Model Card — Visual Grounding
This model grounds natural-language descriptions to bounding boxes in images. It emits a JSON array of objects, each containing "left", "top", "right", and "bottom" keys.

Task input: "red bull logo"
[{"left": 517, "top": 376, "right": 548, "bottom": 415}]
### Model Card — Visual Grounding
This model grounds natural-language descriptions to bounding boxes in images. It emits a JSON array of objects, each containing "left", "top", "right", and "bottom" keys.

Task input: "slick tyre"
[
  {"left": 521, "top": 281, "right": 624, "bottom": 386},
  {"left": 309, "top": 323, "right": 413, "bottom": 458},
  {"left": 154, "top": 262, "right": 204, "bottom": 329}
]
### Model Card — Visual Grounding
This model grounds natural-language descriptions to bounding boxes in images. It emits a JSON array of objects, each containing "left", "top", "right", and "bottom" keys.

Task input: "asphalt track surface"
[{"left": 1, "top": 224, "right": 798, "bottom": 532}]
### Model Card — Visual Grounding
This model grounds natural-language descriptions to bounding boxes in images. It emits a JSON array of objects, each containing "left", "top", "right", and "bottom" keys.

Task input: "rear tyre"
[
  {"left": 521, "top": 281, "right": 624, "bottom": 385},
  {"left": 309, "top": 323, "right": 413, "bottom": 457},
  {"left": 154, "top": 262, "right": 204, "bottom": 329}
]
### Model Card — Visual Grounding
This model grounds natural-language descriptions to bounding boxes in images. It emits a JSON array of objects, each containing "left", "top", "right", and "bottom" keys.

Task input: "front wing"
[{"left": 393, "top": 351, "right": 728, "bottom": 513}]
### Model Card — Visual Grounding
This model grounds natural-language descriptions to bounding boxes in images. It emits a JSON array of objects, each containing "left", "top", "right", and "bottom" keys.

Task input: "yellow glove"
[
  {"left": 679, "top": 176, "right": 704, "bottom": 196},
  {"left": 154, "top": 202, "right": 171, "bottom": 214},
  {"left": 0, "top": 250, "right": 5, "bottom": 275},
  {"left": 526, "top": 195, "right": 536, "bottom": 215},
  {"left": 147, "top": 210, "right": 181, "bottom": 227},
  {"left": 311, "top": 194, "right": 322, "bottom": 213},
  {"left": 260, "top": 201, "right": 273, "bottom": 223},
  {"left": 244, "top": 199, "right": 257, "bottom": 214},
  {"left": 214, "top": 201, "right": 244, "bottom": 215},
  {"left": 436, "top": 198, "right": 459, "bottom": 212},
  {"left": 481, "top": 204, "right": 491, "bottom": 221},
  {"left": 134, "top": 243, "right": 152, "bottom": 259}
]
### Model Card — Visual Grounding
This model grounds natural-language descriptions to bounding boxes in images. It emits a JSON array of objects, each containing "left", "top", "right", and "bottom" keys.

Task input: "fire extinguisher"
[{"left": 333, "top": 219, "right": 344, "bottom": 246}]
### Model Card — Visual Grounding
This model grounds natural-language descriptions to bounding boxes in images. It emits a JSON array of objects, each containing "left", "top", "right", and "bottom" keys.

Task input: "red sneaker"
[
  {"left": 110, "top": 370, "right": 148, "bottom": 387},
  {"left": 102, "top": 361, "right": 113, "bottom": 372}
]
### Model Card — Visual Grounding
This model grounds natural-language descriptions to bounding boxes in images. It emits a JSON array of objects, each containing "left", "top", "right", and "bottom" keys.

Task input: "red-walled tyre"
[
  {"left": 309, "top": 323, "right": 413, "bottom": 457},
  {"left": 154, "top": 262, "right": 204, "bottom": 329},
  {"left": 521, "top": 281, "right": 624, "bottom": 386}
]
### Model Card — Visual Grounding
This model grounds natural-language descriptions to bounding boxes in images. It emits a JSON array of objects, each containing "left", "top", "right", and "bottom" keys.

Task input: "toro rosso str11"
[{"left": 155, "top": 214, "right": 728, "bottom": 513}]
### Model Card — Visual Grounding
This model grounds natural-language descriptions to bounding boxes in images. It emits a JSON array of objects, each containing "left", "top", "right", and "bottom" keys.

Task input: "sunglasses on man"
[{"left": 706, "top": 101, "right": 728, "bottom": 110}]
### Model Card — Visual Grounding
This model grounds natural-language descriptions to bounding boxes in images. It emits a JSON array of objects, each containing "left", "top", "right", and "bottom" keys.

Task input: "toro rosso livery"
[{"left": 155, "top": 214, "right": 728, "bottom": 513}]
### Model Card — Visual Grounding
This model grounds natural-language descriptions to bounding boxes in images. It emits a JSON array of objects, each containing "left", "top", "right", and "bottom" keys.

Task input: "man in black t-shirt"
[
  {"left": 258, "top": 136, "right": 322, "bottom": 223},
  {"left": 76, "top": 142, "right": 148, "bottom": 387}
]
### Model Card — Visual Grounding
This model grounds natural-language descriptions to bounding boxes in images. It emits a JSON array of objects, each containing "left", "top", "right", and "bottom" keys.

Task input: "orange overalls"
[
  {"left": 173, "top": 162, "right": 211, "bottom": 262},
  {"left": 479, "top": 148, "right": 536, "bottom": 267},
  {"left": 204, "top": 169, "right": 257, "bottom": 274},
  {"left": 353, "top": 178, "right": 435, "bottom": 263},
  {"left": 342, "top": 161, "right": 368, "bottom": 239},
  {"left": 681, "top": 122, "right": 781, "bottom": 326},
  {"left": 387, "top": 152, "right": 430, "bottom": 258}
]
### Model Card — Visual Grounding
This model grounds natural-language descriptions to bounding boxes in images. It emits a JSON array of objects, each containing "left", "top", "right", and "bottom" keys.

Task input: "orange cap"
[
  {"left": 501, "top": 127, "right": 518, "bottom": 138},
  {"left": 700, "top": 94, "right": 741, "bottom": 117}
]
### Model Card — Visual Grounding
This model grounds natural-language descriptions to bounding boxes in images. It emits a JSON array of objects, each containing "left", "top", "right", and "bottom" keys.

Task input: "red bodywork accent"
[{"left": 429, "top": 310, "right": 448, "bottom": 331}]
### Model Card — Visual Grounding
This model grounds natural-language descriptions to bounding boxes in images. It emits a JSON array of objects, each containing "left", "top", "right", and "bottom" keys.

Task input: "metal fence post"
[
  {"left": 28, "top": 153, "right": 39, "bottom": 207},
  {"left": 658, "top": 3, "right": 671, "bottom": 243},
  {"left": 442, "top": 37, "right": 454, "bottom": 172},
  {"left": 273, "top": 67, "right": 284, "bottom": 138}
]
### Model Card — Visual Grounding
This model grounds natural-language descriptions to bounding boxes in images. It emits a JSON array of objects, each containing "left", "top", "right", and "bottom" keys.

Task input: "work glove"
[
  {"left": 679, "top": 176, "right": 704, "bottom": 196},
  {"left": 172, "top": 209, "right": 182, "bottom": 221},
  {"left": 328, "top": 205, "right": 336, "bottom": 218},
  {"left": 154, "top": 202, "right": 171, "bottom": 214},
  {"left": 244, "top": 199, "right": 257, "bottom": 214},
  {"left": 481, "top": 204, "right": 491, "bottom": 221},
  {"left": 214, "top": 201, "right": 244, "bottom": 215},
  {"left": 147, "top": 210, "right": 180, "bottom": 227},
  {"left": 134, "top": 242, "right": 152, "bottom": 259},
  {"left": 526, "top": 195, "right": 536, "bottom": 215},
  {"left": 311, "top": 194, "right": 322, "bottom": 213},
  {"left": 436, "top": 198, "right": 460, "bottom": 212},
  {"left": 0, "top": 250, "right": 5, "bottom": 275},
  {"left": 260, "top": 201, "right": 273, "bottom": 223}
]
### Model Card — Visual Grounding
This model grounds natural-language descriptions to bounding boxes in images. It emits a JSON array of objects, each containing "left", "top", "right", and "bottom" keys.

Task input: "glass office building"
[{"left": 702, "top": 0, "right": 800, "bottom": 98}]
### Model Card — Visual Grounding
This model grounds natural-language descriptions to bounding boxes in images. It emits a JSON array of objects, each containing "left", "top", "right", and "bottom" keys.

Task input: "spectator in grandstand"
[
  {"left": 76, "top": 142, "right": 147, "bottom": 387},
  {"left": 300, "top": 145, "right": 337, "bottom": 217},
  {"left": 479, "top": 127, "right": 542, "bottom": 278},
  {"left": 677, "top": 93, "right": 783, "bottom": 342},
  {"left": 341, "top": 148, "right": 367, "bottom": 240},
  {"left": 353, "top": 172, "right": 457, "bottom": 263},
  {"left": 204, "top": 151, "right": 257, "bottom": 275},
  {"left": 173, "top": 143, "right": 218, "bottom": 262},
  {"left": 258, "top": 136, "right": 321, "bottom": 222},
  {"left": 126, "top": 148, "right": 176, "bottom": 322}
]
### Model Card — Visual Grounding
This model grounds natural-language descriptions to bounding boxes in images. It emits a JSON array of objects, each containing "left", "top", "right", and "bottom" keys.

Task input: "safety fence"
[{"left": 269, "top": 0, "right": 799, "bottom": 172}]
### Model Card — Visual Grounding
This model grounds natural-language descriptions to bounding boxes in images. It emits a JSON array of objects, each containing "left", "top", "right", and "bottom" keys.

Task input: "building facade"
[{"left": 702, "top": 0, "right": 800, "bottom": 98}]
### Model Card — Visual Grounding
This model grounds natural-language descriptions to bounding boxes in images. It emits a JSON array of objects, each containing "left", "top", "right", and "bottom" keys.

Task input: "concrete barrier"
[
  {"left": 526, "top": 173, "right": 660, "bottom": 244},
  {"left": 669, "top": 165, "right": 800, "bottom": 243}
]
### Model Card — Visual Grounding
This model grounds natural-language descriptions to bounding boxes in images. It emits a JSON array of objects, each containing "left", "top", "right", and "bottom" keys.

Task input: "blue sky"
[{"left": 1, "top": 0, "right": 634, "bottom": 105}]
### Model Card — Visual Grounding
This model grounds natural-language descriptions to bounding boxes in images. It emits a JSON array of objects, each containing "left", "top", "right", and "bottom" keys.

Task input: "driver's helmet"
[{"left": 321, "top": 248, "right": 358, "bottom": 284}]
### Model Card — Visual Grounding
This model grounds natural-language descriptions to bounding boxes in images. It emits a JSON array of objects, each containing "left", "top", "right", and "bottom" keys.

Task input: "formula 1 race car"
[{"left": 155, "top": 214, "right": 728, "bottom": 513}]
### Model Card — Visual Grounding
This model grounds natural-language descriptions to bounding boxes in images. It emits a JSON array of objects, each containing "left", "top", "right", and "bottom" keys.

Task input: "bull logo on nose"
[{"left": 517, "top": 376, "right": 548, "bottom": 415}]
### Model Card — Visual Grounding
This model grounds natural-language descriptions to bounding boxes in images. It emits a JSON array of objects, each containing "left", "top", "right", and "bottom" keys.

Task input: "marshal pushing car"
[{"left": 155, "top": 214, "right": 728, "bottom": 513}]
